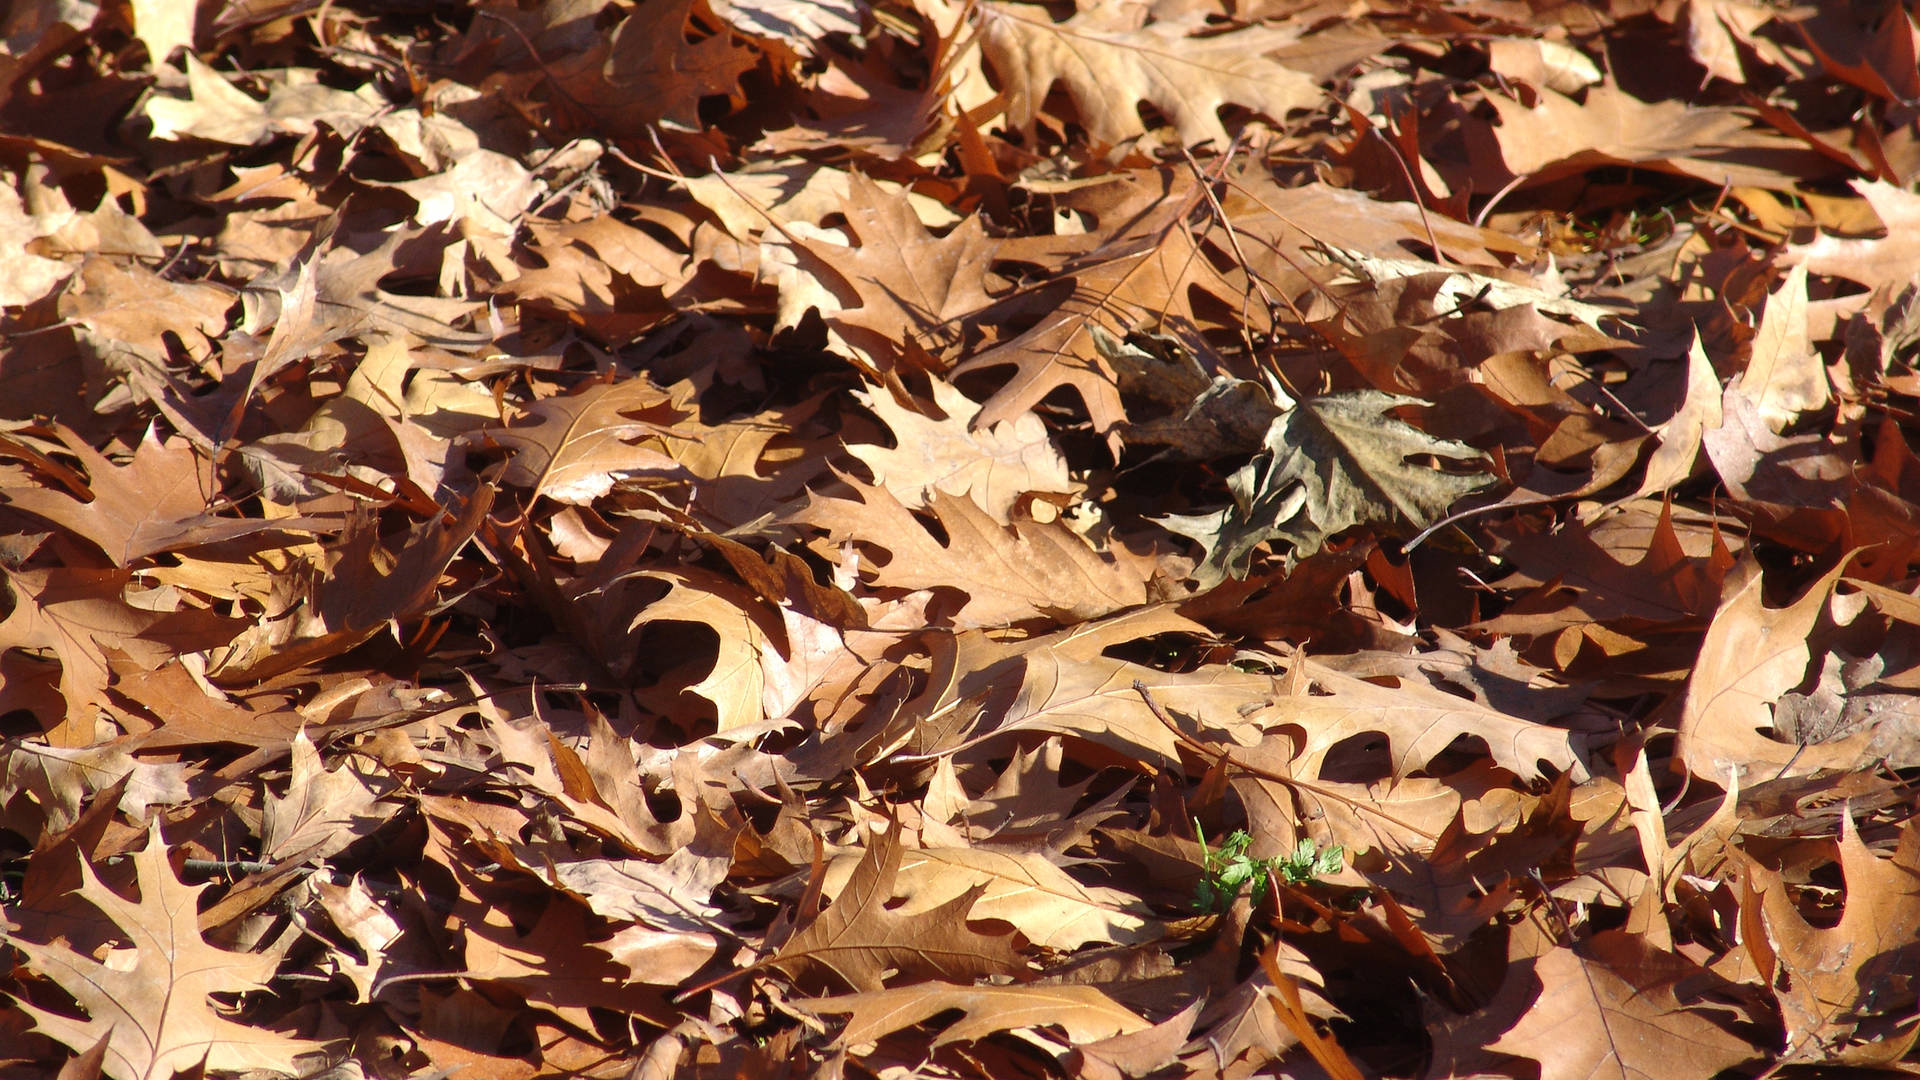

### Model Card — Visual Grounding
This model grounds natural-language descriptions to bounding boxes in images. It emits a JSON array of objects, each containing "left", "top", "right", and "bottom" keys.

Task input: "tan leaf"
[
  {"left": 534, "top": 0, "right": 759, "bottom": 135},
  {"left": 769, "top": 820, "right": 1026, "bottom": 992},
  {"left": 950, "top": 188, "right": 1226, "bottom": 442},
  {"left": 0, "top": 566, "right": 185, "bottom": 739},
  {"left": 1675, "top": 559, "right": 1889, "bottom": 786},
  {"left": 0, "top": 739, "right": 192, "bottom": 834},
  {"left": 261, "top": 728, "right": 390, "bottom": 864},
  {"left": 1742, "top": 263, "right": 1830, "bottom": 430},
  {"left": 391, "top": 150, "right": 543, "bottom": 239},
  {"left": 791, "top": 475, "right": 1153, "bottom": 628},
  {"left": 209, "top": 488, "right": 492, "bottom": 683},
  {"left": 820, "top": 845, "right": 1158, "bottom": 950},
  {"left": 1740, "top": 817, "right": 1920, "bottom": 1063},
  {"left": 1634, "top": 331, "right": 1723, "bottom": 499},
  {"left": 848, "top": 378, "right": 1077, "bottom": 524},
  {"left": 709, "top": 0, "right": 860, "bottom": 56},
  {"left": 892, "top": 607, "right": 1273, "bottom": 765},
  {"left": 1, "top": 820, "right": 321, "bottom": 1080},
  {"left": 978, "top": 3, "right": 1321, "bottom": 148},
  {"left": 1785, "top": 179, "right": 1920, "bottom": 288},
  {"left": 1269, "top": 656, "right": 1591, "bottom": 785},
  {"left": 58, "top": 257, "right": 232, "bottom": 389},
  {"left": 1442, "top": 923, "right": 1760, "bottom": 1080},
  {"left": 769, "top": 174, "right": 999, "bottom": 371},
  {"left": 480, "top": 379, "right": 686, "bottom": 506},
  {"left": 144, "top": 54, "right": 384, "bottom": 145},
  {"left": 802, "top": 981, "right": 1149, "bottom": 1048},
  {"left": 0, "top": 425, "right": 318, "bottom": 566},
  {"left": 1484, "top": 81, "right": 1818, "bottom": 190},
  {"left": 617, "top": 567, "right": 781, "bottom": 733},
  {"left": 128, "top": 0, "right": 195, "bottom": 64},
  {"left": 312, "top": 875, "right": 405, "bottom": 1004},
  {"left": 0, "top": 180, "right": 83, "bottom": 306}
]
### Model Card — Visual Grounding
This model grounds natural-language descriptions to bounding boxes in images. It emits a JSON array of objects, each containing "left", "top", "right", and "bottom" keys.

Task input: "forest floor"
[{"left": 3, "top": 1, "right": 1920, "bottom": 1078}]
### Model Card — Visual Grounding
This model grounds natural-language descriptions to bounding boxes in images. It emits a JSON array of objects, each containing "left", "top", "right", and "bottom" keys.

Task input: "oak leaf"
[
  {"left": 790, "top": 475, "right": 1153, "bottom": 628},
  {"left": 260, "top": 728, "right": 391, "bottom": 864},
  {"left": 209, "top": 488, "right": 491, "bottom": 683},
  {"left": 1741, "top": 263, "right": 1830, "bottom": 431},
  {"left": 1161, "top": 391, "right": 1494, "bottom": 584},
  {"left": 0, "top": 739, "right": 191, "bottom": 835},
  {"left": 144, "top": 54, "right": 384, "bottom": 145},
  {"left": 537, "top": 0, "right": 758, "bottom": 135},
  {"left": 1740, "top": 817, "right": 1920, "bottom": 1064},
  {"left": 0, "top": 425, "right": 316, "bottom": 566},
  {"left": 1633, "top": 331, "right": 1724, "bottom": 499},
  {"left": 891, "top": 607, "right": 1273, "bottom": 765},
  {"left": 1, "top": 820, "right": 321, "bottom": 1080},
  {"left": 768, "top": 821, "right": 1025, "bottom": 992},
  {"left": 767, "top": 174, "right": 1000, "bottom": 372},
  {"left": 1675, "top": 560, "right": 1896, "bottom": 785},
  {"left": 710, "top": 0, "right": 860, "bottom": 57},
  {"left": 1431, "top": 922, "right": 1759, "bottom": 1080},
  {"left": 802, "top": 981, "right": 1148, "bottom": 1049},
  {"left": 847, "top": 379, "right": 1076, "bottom": 525},
  {"left": 977, "top": 3, "right": 1321, "bottom": 148},
  {"left": 820, "top": 845, "right": 1157, "bottom": 950},
  {"left": 478, "top": 379, "right": 686, "bottom": 506},
  {"left": 949, "top": 186, "right": 1230, "bottom": 444},
  {"left": 0, "top": 565, "right": 205, "bottom": 739},
  {"left": 1483, "top": 81, "right": 1819, "bottom": 190},
  {"left": 1784, "top": 178, "right": 1920, "bottom": 288}
]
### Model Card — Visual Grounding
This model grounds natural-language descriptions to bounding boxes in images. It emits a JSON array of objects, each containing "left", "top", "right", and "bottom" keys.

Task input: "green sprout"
[{"left": 1195, "top": 824, "right": 1343, "bottom": 912}]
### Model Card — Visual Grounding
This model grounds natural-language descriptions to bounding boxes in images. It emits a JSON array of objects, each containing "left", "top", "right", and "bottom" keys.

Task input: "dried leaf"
[
  {"left": 1162, "top": 391, "right": 1494, "bottom": 583},
  {"left": 1, "top": 821, "right": 322, "bottom": 1080}
]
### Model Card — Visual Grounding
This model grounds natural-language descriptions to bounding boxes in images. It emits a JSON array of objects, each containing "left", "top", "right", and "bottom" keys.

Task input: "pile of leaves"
[{"left": 3, "top": 0, "right": 1920, "bottom": 1076}]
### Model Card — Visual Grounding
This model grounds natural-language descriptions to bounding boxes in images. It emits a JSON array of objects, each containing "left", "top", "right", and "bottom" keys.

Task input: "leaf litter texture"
[{"left": 3, "top": 0, "right": 1920, "bottom": 1078}]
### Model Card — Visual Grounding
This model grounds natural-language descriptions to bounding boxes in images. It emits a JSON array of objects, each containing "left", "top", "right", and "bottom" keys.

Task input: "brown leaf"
[
  {"left": 1, "top": 821, "right": 322, "bottom": 1080},
  {"left": 479, "top": 379, "right": 686, "bottom": 506},
  {"left": 209, "top": 487, "right": 491, "bottom": 683},
  {"left": 535, "top": 0, "right": 759, "bottom": 135},
  {"left": 769, "top": 819, "right": 1026, "bottom": 992},
  {"left": 1430, "top": 920, "right": 1759, "bottom": 1080},
  {"left": 847, "top": 378, "right": 1077, "bottom": 525},
  {"left": 260, "top": 728, "right": 391, "bottom": 864},
  {"left": 0, "top": 566, "right": 187, "bottom": 739},
  {"left": 802, "top": 981, "right": 1149, "bottom": 1049},
  {"left": 790, "top": 475, "right": 1154, "bottom": 628},
  {"left": 1675, "top": 559, "right": 1901, "bottom": 785},
  {"left": 1631, "top": 332, "right": 1725, "bottom": 499},
  {"left": 818, "top": 845, "right": 1159, "bottom": 950},
  {"left": 950, "top": 180, "right": 1224, "bottom": 443},
  {"left": 1785, "top": 179, "right": 1920, "bottom": 289},
  {"left": 1741, "top": 816, "right": 1920, "bottom": 1063},
  {"left": 775, "top": 174, "right": 1002, "bottom": 372},
  {"left": 1741, "top": 263, "right": 1830, "bottom": 430},
  {"left": 0, "top": 425, "right": 317, "bottom": 566},
  {"left": 1484, "top": 81, "right": 1823, "bottom": 190},
  {"left": 977, "top": 3, "right": 1322, "bottom": 148}
]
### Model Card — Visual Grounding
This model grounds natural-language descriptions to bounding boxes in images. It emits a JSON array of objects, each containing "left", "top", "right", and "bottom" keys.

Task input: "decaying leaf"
[{"left": 1162, "top": 391, "right": 1494, "bottom": 583}]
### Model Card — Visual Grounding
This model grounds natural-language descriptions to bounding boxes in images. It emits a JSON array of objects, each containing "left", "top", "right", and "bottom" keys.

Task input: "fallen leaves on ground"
[{"left": 3, "top": 0, "right": 1920, "bottom": 1078}]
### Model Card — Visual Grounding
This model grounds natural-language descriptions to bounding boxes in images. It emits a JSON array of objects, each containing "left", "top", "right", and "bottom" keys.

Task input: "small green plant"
[{"left": 1195, "top": 824, "right": 1344, "bottom": 912}]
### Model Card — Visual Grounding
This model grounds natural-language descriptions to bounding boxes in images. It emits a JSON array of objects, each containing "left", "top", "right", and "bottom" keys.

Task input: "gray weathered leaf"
[{"left": 1163, "top": 391, "right": 1494, "bottom": 584}]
